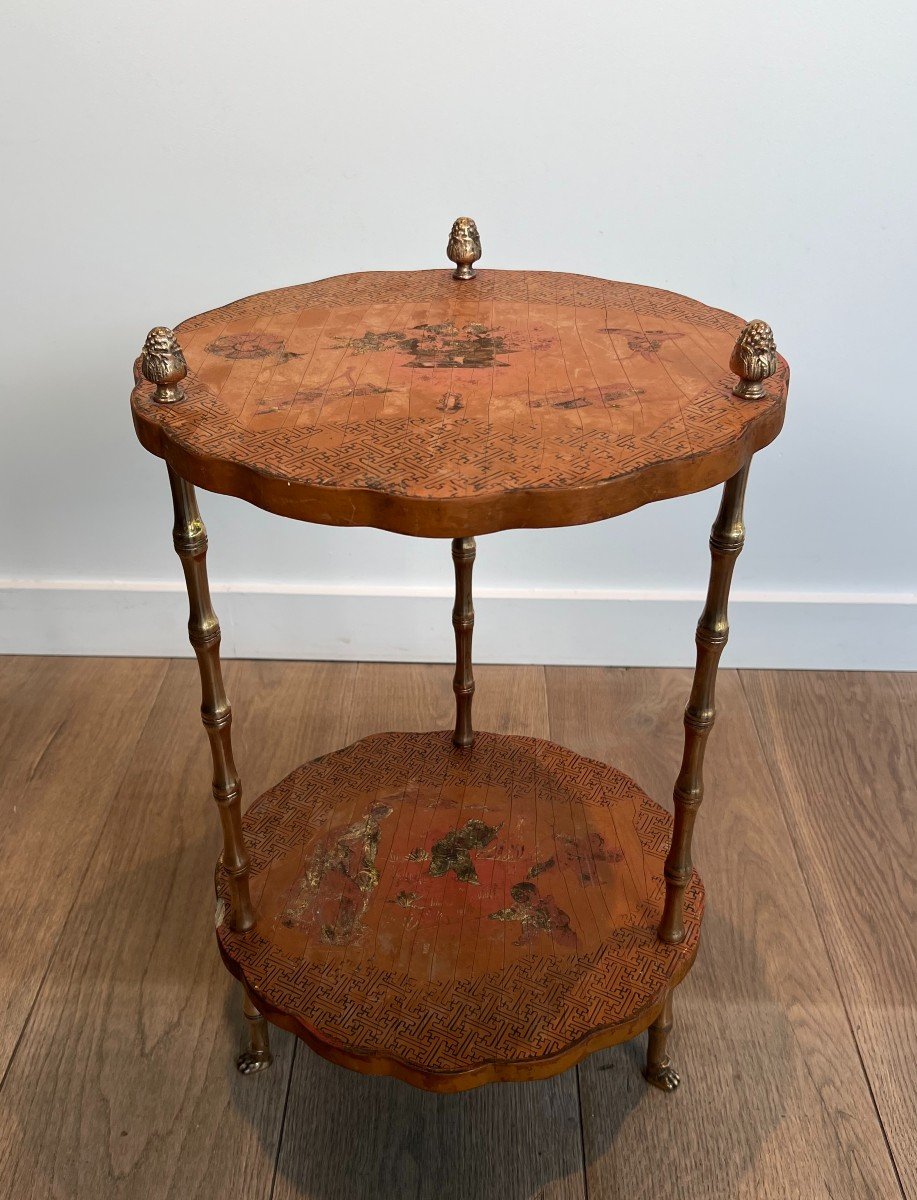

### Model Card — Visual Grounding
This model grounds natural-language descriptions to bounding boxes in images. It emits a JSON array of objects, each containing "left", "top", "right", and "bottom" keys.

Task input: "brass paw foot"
[
  {"left": 236, "top": 1048, "right": 273, "bottom": 1075},
  {"left": 643, "top": 1060, "right": 680, "bottom": 1092},
  {"left": 238, "top": 989, "right": 272, "bottom": 1074}
]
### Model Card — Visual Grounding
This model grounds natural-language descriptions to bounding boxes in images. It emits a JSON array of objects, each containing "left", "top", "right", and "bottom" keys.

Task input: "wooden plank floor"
[{"left": 0, "top": 658, "right": 912, "bottom": 1200}]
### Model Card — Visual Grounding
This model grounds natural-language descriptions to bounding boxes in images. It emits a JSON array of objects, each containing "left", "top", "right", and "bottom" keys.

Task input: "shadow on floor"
[
  {"left": 232, "top": 902, "right": 787, "bottom": 1200},
  {"left": 1, "top": 830, "right": 786, "bottom": 1200}
]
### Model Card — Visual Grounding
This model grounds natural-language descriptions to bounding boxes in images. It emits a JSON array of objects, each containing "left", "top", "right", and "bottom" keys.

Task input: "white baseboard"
[{"left": 1, "top": 580, "right": 915, "bottom": 669}]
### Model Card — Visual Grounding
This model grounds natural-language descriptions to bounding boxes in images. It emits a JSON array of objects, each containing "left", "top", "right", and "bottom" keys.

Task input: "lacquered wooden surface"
[
  {"left": 131, "top": 270, "right": 789, "bottom": 536},
  {"left": 218, "top": 729, "right": 701, "bottom": 1090},
  {"left": 2, "top": 660, "right": 911, "bottom": 1199}
]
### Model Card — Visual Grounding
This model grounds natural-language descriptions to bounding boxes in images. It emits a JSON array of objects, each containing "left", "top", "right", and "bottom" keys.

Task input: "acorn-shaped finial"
[
  {"left": 447, "top": 217, "right": 482, "bottom": 281},
  {"left": 141, "top": 326, "right": 188, "bottom": 403},
  {"left": 730, "top": 319, "right": 777, "bottom": 400}
]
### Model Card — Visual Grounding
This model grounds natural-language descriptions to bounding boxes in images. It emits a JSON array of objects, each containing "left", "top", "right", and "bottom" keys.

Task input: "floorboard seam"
[
  {"left": 847, "top": 1022, "right": 908, "bottom": 1200},
  {"left": 574, "top": 1064, "right": 591, "bottom": 1200},
  {"left": 0, "top": 660, "right": 171, "bottom": 1096},
  {"left": 0, "top": 950, "right": 58, "bottom": 1095},
  {"left": 737, "top": 671, "right": 908, "bottom": 1200},
  {"left": 268, "top": 663, "right": 358, "bottom": 1199},
  {"left": 268, "top": 1039, "right": 298, "bottom": 1200},
  {"left": 550, "top": 677, "right": 590, "bottom": 1200}
]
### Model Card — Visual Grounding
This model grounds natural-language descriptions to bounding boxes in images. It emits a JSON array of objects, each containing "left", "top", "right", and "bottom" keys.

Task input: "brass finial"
[
  {"left": 141, "top": 326, "right": 188, "bottom": 403},
  {"left": 730, "top": 319, "right": 777, "bottom": 400},
  {"left": 447, "top": 217, "right": 482, "bottom": 281}
]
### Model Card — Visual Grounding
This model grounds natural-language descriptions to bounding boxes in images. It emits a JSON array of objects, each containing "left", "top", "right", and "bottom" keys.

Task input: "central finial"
[{"left": 447, "top": 217, "right": 482, "bottom": 281}]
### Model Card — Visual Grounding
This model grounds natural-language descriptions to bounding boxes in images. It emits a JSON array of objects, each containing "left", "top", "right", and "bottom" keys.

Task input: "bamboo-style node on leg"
[
  {"left": 452, "top": 537, "right": 476, "bottom": 749},
  {"left": 237, "top": 989, "right": 273, "bottom": 1074},
  {"left": 168, "top": 463, "right": 255, "bottom": 932},
  {"left": 659, "top": 463, "right": 750, "bottom": 945},
  {"left": 643, "top": 988, "right": 680, "bottom": 1091}
]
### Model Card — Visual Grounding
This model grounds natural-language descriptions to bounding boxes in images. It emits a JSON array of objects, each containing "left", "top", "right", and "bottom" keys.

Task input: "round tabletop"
[{"left": 132, "top": 269, "right": 789, "bottom": 537}]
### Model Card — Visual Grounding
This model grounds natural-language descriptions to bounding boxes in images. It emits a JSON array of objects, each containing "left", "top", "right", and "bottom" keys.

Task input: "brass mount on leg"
[
  {"left": 237, "top": 990, "right": 273, "bottom": 1075},
  {"left": 643, "top": 989, "right": 680, "bottom": 1092},
  {"left": 452, "top": 537, "right": 476, "bottom": 748},
  {"left": 447, "top": 217, "right": 482, "bottom": 281}
]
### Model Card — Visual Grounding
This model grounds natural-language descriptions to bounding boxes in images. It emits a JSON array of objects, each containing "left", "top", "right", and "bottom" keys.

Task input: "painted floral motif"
[
  {"left": 559, "top": 831, "right": 623, "bottom": 885},
  {"left": 290, "top": 383, "right": 392, "bottom": 407},
  {"left": 601, "top": 327, "right": 685, "bottom": 360},
  {"left": 600, "top": 386, "right": 646, "bottom": 405},
  {"left": 489, "top": 880, "right": 577, "bottom": 948},
  {"left": 282, "top": 802, "right": 393, "bottom": 945},
  {"left": 526, "top": 858, "right": 556, "bottom": 879},
  {"left": 332, "top": 322, "right": 520, "bottom": 370},
  {"left": 437, "top": 391, "right": 464, "bottom": 413},
  {"left": 206, "top": 332, "right": 300, "bottom": 361},
  {"left": 428, "top": 818, "right": 499, "bottom": 884},
  {"left": 525, "top": 385, "right": 646, "bottom": 413},
  {"left": 553, "top": 397, "right": 591, "bottom": 411}
]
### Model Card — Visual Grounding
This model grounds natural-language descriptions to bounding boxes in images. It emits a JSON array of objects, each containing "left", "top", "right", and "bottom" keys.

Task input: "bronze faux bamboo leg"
[
  {"left": 643, "top": 988, "right": 680, "bottom": 1091},
  {"left": 168, "top": 464, "right": 255, "bottom": 932},
  {"left": 451, "top": 537, "right": 476, "bottom": 749},
  {"left": 237, "top": 989, "right": 273, "bottom": 1074},
  {"left": 659, "top": 463, "right": 750, "bottom": 945}
]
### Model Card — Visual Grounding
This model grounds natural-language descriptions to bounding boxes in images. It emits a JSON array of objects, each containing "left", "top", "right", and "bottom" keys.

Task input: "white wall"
[{"left": 2, "top": 0, "right": 915, "bottom": 667}]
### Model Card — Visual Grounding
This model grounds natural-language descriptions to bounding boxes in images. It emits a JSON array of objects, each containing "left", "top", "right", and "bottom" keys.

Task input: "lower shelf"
[{"left": 216, "top": 730, "right": 703, "bottom": 1091}]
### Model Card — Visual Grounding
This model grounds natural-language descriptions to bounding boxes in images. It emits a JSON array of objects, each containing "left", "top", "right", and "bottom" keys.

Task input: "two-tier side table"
[{"left": 130, "top": 218, "right": 788, "bottom": 1093}]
